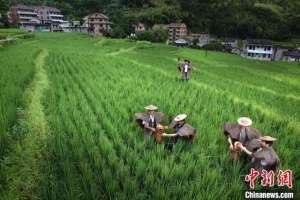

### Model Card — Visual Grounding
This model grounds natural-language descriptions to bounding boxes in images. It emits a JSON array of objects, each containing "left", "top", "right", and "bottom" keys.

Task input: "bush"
[
  {"left": 14, "top": 33, "right": 35, "bottom": 39},
  {"left": 202, "top": 41, "right": 223, "bottom": 51},
  {"left": 136, "top": 28, "right": 168, "bottom": 43}
]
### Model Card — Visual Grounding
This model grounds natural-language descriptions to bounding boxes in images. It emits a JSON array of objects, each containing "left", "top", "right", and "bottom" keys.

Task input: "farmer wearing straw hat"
[
  {"left": 134, "top": 105, "right": 164, "bottom": 140},
  {"left": 235, "top": 136, "right": 280, "bottom": 172},
  {"left": 165, "top": 114, "right": 196, "bottom": 150},
  {"left": 223, "top": 117, "right": 261, "bottom": 161}
]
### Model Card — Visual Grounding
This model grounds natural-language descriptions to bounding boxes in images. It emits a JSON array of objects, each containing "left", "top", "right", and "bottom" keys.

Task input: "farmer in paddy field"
[
  {"left": 177, "top": 59, "right": 192, "bottom": 81},
  {"left": 165, "top": 114, "right": 196, "bottom": 151},
  {"left": 223, "top": 117, "right": 261, "bottom": 162},
  {"left": 134, "top": 105, "right": 164, "bottom": 141},
  {"left": 235, "top": 136, "right": 280, "bottom": 172}
]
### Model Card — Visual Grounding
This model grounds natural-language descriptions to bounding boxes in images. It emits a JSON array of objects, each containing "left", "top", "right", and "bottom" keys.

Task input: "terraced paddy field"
[{"left": 0, "top": 33, "right": 299, "bottom": 199}]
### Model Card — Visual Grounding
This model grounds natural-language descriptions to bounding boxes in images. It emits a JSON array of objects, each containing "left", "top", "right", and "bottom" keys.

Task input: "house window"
[
  {"left": 263, "top": 54, "right": 266, "bottom": 58},
  {"left": 268, "top": 54, "right": 271, "bottom": 58},
  {"left": 268, "top": 47, "right": 271, "bottom": 50},
  {"left": 248, "top": 53, "right": 251, "bottom": 56}
]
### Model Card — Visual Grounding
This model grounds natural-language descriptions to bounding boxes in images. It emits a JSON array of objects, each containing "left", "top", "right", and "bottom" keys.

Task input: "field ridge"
[{"left": 3, "top": 49, "right": 50, "bottom": 200}]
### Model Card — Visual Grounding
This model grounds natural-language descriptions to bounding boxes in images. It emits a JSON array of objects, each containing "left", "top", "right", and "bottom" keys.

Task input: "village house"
[
  {"left": 167, "top": 23, "right": 187, "bottom": 44},
  {"left": 174, "top": 38, "right": 191, "bottom": 47},
  {"left": 223, "top": 38, "right": 238, "bottom": 48},
  {"left": 8, "top": 4, "right": 65, "bottom": 32},
  {"left": 59, "top": 21, "right": 87, "bottom": 33},
  {"left": 8, "top": 4, "right": 40, "bottom": 31},
  {"left": 133, "top": 22, "right": 145, "bottom": 32},
  {"left": 83, "top": 13, "right": 112, "bottom": 36},
  {"left": 242, "top": 39, "right": 274, "bottom": 61},
  {"left": 223, "top": 38, "right": 238, "bottom": 51},
  {"left": 34, "top": 6, "right": 65, "bottom": 31},
  {"left": 197, "top": 33, "right": 214, "bottom": 47},
  {"left": 282, "top": 50, "right": 300, "bottom": 62}
]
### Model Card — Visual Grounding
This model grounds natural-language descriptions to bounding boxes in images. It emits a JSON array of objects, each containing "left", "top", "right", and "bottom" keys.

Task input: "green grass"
[
  {"left": 0, "top": 32, "right": 299, "bottom": 199},
  {"left": 0, "top": 29, "right": 27, "bottom": 39}
]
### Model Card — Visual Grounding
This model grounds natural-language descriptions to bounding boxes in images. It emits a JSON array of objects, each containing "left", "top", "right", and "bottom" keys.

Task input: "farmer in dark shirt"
[
  {"left": 223, "top": 117, "right": 261, "bottom": 162},
  {"left": 134, "top": 105, "right": 164, "bottom": 141},
  {"left": 236, "top": 136, "right": 280, "bottom": 172},
  {"left": 165, "top": 114, "right": 196, "bottom": 151}
]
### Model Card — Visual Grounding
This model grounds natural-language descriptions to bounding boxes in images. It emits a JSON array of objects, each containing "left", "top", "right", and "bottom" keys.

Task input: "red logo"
[
  {"left": 245, "top": 168, "right": 293, "bottom": 189},
  {"left": 245, "top": 168, "right": 260, "bottom": 189},
  {"left": 261, "top": 170, "right": 275, "bottom": 187},
  {"left": 277, "top": 170, "right": 293, "bottom": 189}
]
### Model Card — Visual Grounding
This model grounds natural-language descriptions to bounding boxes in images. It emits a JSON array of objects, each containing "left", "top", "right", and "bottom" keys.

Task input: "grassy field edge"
[{"left": 2, "top": 49, "right": 49, "bottom": 199}]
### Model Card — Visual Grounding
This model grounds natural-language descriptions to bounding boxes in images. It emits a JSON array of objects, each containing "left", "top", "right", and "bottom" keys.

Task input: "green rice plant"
[{"left": 0, "top": 33, "right": 299, "bottom": 199}]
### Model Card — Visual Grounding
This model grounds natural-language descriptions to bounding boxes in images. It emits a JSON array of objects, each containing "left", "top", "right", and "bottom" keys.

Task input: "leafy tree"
[
  {"left": 2, "top": 0, "right": 299, "bottom": 40},
  {"left": 136, "top": 28, "right": 168, "bottom": 43}
]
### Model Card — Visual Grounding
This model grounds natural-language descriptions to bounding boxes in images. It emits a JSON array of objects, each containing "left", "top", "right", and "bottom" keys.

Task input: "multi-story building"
[
  {"left": 8, "top": 4, "right": 40, "bottom": 31},
  {"left": 8, "top": 4, "right": 65, "bottom": 31},
  {"left": 35, "top": 6, "right": 65, "bottom": 30},
  {"left": 83, "top": 13, "right": 112, "bottom": 36},
  {"left": 243, "top": 39, "right": 274, "bottom": 61},
  {"left": 167, "top": 23, "right": 187, "bottom": 43}
]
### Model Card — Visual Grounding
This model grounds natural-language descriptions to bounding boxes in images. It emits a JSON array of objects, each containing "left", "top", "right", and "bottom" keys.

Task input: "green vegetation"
[
  {"left": 0, "top": 33, "right": 299, "bottom": 199},
  {"left": 274, "top": 39, "right": 300, "bottom": 49},
  {"left": 0, "top": 35, "right": 36, "bottom": 192},
  {"left": 135, "top": 28, "right": 168, "bottom": 43},
  {"left": 0, "top": 29, "right": 26, "bottom": 39},
  {"left": 1, "top": 0, "right": 300, "bottom": 40}
]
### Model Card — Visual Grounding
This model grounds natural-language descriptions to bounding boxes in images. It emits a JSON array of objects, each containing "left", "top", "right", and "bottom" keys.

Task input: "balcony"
[
  {"left": 17, "top": 11, "right": 37, "bottom": 15},
  {"left": 49, "top": 13, "right": 64, "bottom": 18},
  {"left": 247, "top": 49, "right": 273, "bottom": 54},
  {"left": 19, "top": 16, "right": 33, "bottom": 19},
  {"left": 51, "top": 19, "right": 65, "bottom": 23}
]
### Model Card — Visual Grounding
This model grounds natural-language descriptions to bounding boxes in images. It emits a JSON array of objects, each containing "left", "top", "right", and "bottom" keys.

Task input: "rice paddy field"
[
  {"left": 0, "top": 32, "right": 299, "bottom": 199},
  {"left": 0, "top": 29, "right": 27, "bottom": 39}
]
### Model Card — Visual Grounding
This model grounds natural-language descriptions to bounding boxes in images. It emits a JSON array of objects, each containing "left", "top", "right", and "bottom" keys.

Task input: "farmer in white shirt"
[{"left": 180, "top": 59, "right": 192, "bottom": 81}]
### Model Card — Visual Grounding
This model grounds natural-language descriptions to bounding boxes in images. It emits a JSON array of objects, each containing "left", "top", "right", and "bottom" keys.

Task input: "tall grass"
[
  {"left": 0, "top": 41, "right": 37, "bottom": 195},
  {"left": 2, "top": 49, "right": 49, "bottom": 199}
]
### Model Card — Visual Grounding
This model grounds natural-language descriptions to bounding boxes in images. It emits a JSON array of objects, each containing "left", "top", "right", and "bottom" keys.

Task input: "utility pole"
[{"left": 205, "top": 32, "right": 208, "bottom": 57}]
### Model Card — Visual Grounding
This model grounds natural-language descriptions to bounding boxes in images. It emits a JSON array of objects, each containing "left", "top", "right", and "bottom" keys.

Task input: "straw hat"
[
  {"left": 259, "top": 136, "right": 277, "bottom": 142},
  {"left": 174, "top": 114, "right": 187, "bottom": 122},
  {"left": 144, "top": 104, "right": 158, "bottom": 111},
  {"left": 237, "top": 117, "right": 252, "bottom": 127}
]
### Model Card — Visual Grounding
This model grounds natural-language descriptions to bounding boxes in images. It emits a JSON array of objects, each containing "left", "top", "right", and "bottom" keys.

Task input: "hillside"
[{"left": 1, "top": 0, "right": 300, "bottom": 40}]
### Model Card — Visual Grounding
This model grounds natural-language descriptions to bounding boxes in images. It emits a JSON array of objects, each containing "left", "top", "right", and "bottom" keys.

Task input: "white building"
[
  {"left": 8, "top": 5, "right": 41, "bottom": 31},
  {"left": 243, "top": 39, "right": 274, "bottom": 61},
  {"left": 197, "top": 33, "right": 214, "bottom": 47},
  {"left": 34, "top": 6, "right": 66, "bottom": 30},
  {"left": 8, "top": 5, "right": 66, "bottom": 31},
  {"left": 133, "top": 22, "right": 145, "bottom": 32}
]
